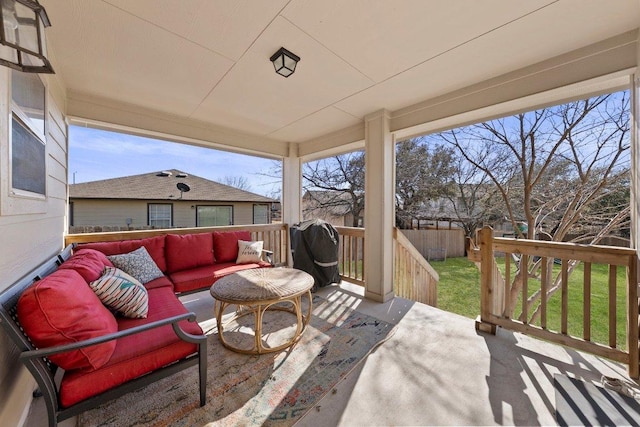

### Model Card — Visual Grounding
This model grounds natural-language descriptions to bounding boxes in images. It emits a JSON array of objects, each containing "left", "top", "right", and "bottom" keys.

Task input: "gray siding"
[{"left": 0, "top": 68, "right": 68, "bottom": 426}]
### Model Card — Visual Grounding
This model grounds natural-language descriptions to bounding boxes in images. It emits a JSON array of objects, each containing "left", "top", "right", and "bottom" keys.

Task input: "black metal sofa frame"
[{"left": 0, "top": 245, "right": 208, "bottom": 427}]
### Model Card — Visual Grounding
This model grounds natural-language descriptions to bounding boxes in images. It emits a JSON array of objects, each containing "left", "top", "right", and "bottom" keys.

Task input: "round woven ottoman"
[{"left": 210, "top": 268, "right": 314, "bottom": 354}]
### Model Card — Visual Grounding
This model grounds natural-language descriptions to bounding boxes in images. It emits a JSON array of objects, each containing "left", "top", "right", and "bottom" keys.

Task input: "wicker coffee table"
[{"left": 210, "top": 268, "right": 314, "bottom": 354}]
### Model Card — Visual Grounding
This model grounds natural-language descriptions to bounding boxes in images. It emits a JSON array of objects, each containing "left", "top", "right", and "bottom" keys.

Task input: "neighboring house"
[
  {"left": 69, "top": 169, "right": 276, "bottom": 232},
  {"left": 302, "top": 190, "right": 362, "bottom": 227}
]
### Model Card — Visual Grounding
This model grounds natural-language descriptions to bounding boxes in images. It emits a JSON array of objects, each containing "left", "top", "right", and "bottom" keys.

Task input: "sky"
[{"left": 68, "top": 126, "right": 282, "bottom": 197}]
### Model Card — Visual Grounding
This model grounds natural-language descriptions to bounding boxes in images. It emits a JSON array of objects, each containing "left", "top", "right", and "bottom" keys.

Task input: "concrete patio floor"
[{"left": 25, "top": 281, "right": 639, "bottom": 426}]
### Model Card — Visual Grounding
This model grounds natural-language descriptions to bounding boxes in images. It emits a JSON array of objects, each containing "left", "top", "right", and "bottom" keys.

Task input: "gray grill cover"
[{"left": 290, "top": 219, "right": 341, "bottom": 291}]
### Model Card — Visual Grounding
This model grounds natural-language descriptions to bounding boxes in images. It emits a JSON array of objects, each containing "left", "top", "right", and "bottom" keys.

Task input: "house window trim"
[
  {"left": 195, "top": 205, "right": 233, "bottom": 227},
  {"left": 253, "top": 203, "right": 270, "bottom": 224},
  {"left": 1, "top": 69, "right": 49, "bottom": 216},
  {"left": 147, "top": 203, "right": 173, "bottom": 229}
]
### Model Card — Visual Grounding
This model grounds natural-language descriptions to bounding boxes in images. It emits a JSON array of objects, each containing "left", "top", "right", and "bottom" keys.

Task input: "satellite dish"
[{"left": 177, "top": 182, "right": 190, "bottom": 199}]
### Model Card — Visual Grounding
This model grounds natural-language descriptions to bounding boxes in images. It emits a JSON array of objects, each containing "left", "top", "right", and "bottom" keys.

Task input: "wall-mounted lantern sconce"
[
  {"left": 0, "top": 0, "right": 54, "bottom": 73},
  {"left": 270, "top": 47, "right": 299, "bottom": 78}
]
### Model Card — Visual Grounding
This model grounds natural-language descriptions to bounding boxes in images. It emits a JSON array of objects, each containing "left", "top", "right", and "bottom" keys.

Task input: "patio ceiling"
[{"left": 40, "top": 1, "right": 639, "bottom": 158}]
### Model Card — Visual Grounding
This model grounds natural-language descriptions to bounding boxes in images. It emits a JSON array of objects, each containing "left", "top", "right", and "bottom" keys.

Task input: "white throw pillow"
[{"left": 236, "top": 240, "right": 263, "bottom": 264}]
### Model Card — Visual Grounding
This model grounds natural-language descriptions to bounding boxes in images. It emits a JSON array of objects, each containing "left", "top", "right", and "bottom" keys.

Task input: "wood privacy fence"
[
  {"left": 400, "top": 229, "right": 466, "bottom": 259},
  {"left": 470, "top": 226, "right": 639, "bottom": 378}
]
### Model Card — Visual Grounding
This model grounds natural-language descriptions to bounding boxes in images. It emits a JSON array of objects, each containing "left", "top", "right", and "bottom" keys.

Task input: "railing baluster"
[
  {"left": 561, "top": 259, "right": 568, "bottom": 335},
  {"left": 584, "top": 262, "right": 591, "bottom": 341},
  {"left": 541, "top": 256, "right": 548, "bottom": 330},
  {"left": 522, "top": 254, "right": 528, "bottom": 324},
  {"left": 479, "top": 230, "right": 638, "bottom": 379},
  {"left": 626, "top": 254, "right": 639, "bottom": 379},
  {"left": 505, "top": 254, "right": 511, "bottom": 319},
  {"left": 609, "top": 264, "right": 617, "bottom": 348}
]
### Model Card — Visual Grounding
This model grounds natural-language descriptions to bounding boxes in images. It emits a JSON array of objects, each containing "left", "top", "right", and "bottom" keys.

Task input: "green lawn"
[{"left": 431, "top": 257, "right": 628, "bottom": 349}]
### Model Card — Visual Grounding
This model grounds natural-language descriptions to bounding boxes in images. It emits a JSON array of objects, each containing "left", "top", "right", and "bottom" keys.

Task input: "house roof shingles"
[{"left": 69, "top": 169, "right": 275, "bottom": 203}]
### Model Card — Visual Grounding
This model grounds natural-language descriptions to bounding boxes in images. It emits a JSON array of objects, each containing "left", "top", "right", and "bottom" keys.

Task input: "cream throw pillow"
[
  {"left": 89, "top": 267, "right": 149, "bottom": 318},
  {"left": 236, "top": 240, "right": 263, "bottom": 264}
]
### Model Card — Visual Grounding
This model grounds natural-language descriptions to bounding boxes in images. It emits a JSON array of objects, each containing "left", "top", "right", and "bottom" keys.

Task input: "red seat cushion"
[
  {"left": 17, "top": 269, "right": 118, "bottom": 371},
  {"left": 58, "top": 286, "right": 203, "bottom": 408},
  {"left": 78, "top": 235, "right": 167, "bottom": 272},
  {"left": 165, "top": 233, "right": 215, "bottom": 273},
  {"left": 170, "top": 261, "right": 271, "bottom": 294},
  {"left": 143, "top": 275, "right": 174, "bottom": 291},
  {"left": 212, "top": 231, "right": 251, "bottom": 263},
  {"left": 58, "top": 248, "right": 112, "bottom": 282}
]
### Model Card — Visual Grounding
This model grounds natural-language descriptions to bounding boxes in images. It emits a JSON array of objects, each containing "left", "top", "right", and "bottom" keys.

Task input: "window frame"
[
  {"left": 147, "top": 203, "right": 173, "bottom": 228},
  {"left": 252, "top": 204, "right": 270, "bottom": 224},
  {"left": 9, "top": 69, "right": 47, "bottom": 199},
  {"left": 195, "top": 205, "right": 233, "bottom": 227}
]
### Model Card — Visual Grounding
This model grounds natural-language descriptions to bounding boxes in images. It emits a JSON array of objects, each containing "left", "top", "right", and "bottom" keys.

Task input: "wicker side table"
[{"left": 210, "top": 268, "right": 314, "bottom": 354}]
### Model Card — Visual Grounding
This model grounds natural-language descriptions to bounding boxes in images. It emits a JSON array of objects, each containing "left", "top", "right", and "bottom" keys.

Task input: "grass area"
[{"left": 431, "top": 257, "right": 628, "bottom": 349}]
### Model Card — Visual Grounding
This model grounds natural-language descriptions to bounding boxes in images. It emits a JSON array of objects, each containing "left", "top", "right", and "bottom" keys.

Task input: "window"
[
  {"left": 253, "top": 204, "right": 269, "bottom": 224},
  {"left": 11, "top": 69, "right": 46, "bottom": 196},
  {"left": 148, "top": 204, "right": 172, "bottom": 228},
  {"left": 196, "top": 206, "right": 232, "bottom": 227}
]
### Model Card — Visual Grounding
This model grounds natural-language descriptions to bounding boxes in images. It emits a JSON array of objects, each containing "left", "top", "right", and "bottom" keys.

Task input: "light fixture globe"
[
  {"left": 0, "top": 0, "right": 54, "bottom": 73},
  {"left": 270, "top": 47, "right": 300, "bottom": 78}
]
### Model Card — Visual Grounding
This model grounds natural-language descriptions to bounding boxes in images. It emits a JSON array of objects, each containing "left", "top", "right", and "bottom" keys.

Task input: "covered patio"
[
  {"left": 1, "top": 1, "right": 640, "bottom": 426},
  {"left": 25, "top": 281, "right": 635, "bottom": 426}
]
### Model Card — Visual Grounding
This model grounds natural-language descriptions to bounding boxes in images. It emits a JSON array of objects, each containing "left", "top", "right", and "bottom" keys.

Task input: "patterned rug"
[{"left": 78, "top": 295, "right": 396, "bottom": 427}]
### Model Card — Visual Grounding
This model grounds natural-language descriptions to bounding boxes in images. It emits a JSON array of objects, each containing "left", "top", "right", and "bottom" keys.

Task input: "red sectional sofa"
[
  {"left": 78, "top": 230, "right": 272, "bottom": 294},
  {"left": 0, "top": 230, "right": 271, "bottom": 427}
]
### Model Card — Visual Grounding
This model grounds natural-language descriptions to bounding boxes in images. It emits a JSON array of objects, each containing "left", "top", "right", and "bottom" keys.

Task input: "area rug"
[{"left": 78, "top": 295, "right": 396, "bottom": 427}]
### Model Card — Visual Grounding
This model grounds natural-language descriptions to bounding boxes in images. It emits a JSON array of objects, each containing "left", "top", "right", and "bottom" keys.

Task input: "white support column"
[
  {"left": 633, "top": 71, "right": 639, "bottom": 253},
  {"left": 282, "top": 142, "right": 302, "bottom": 265},
  {"left": 364, "top": 109, "right": 395, "bottom": 302},
  {"left": 633, "top": 34, "right": 640, "bottom": 255}
]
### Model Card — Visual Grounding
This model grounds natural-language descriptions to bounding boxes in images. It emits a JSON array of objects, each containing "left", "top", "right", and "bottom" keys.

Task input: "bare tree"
[
  {"left": 303, "top": 151, "right": 364, "bottom": 227},
  {"left": 434, "top": 91, "right": 630, "bottom": 320},
  {"left": 221, "top": 175, "right": 252, "bottom": 192},
  {"left": 441, "top": 152, "right": 506, "bottom": 238},
  {"left": 395, "top": 138, "right": 456, "bottom": 228}
]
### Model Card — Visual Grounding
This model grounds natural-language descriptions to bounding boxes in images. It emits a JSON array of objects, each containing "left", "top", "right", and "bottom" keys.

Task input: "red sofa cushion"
[
  {"left": 165, "top": 233, "right": 215, "bottom": 273},
  {"left": 17, "top": 269, "right": 118, "bottom": 371},
  {"left": 79, "top": 235, "right": 167, "bottom": 272},
  {"left": 58, "top": 248, "right": 112, "bottom": 282},
  {"left": 58, "top": 286, "right": 202, "bottom": 408},
  {"left": 143, "top": 275, "right": 174, "bottom": 291},
  {"left": 170, "top": 261, "right": 271, "bottom": 294},
  {"left": 212, "top": 231, "right": 251, "bottom": 263}
]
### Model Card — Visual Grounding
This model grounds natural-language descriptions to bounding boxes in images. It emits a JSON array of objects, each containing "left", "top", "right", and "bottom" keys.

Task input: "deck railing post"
[
  {"left": 627, "top": 254, "right": 639, "bottom": 379},
  {"left": 476, "top": 226, "right": 497, "bottom": 334}
]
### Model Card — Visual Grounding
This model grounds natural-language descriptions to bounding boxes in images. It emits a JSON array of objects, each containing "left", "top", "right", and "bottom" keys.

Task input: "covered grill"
[{"left": 290, "top": 219, "right": 341, "bottom": 291}]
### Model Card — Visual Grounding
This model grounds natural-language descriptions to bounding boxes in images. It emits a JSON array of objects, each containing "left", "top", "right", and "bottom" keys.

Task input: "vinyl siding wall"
[
  {"left": 70, "top": 199, "right": 268, "bottom": 229},
  {"left": 0, "top": 67, "right": 68, "bottom": 426}
]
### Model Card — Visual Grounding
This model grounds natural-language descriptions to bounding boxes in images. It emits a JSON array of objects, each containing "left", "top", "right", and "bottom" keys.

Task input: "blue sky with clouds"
[{"left": 68, "top": 126, "right": 282, "bottom": 197}]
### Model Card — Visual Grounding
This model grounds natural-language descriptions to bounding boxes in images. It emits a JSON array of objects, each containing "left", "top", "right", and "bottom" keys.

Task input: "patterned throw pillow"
[
  {"left": 90, "top": 267, "right": 149, "bottom": 318},
  {"left": 107, "top": 246, "right": 164, "bottom": 284},
  {"left": 236, "top": 240, "right": 263, "bottom": 264}
]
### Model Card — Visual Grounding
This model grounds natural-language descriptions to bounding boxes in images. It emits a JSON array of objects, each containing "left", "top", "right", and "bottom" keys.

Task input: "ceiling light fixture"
[
  {"left": 0, "top": 0, "right": 54, "bottom": 73},
  {"left": 270, "top": 47, "right": 299, "bottom": 78}
]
